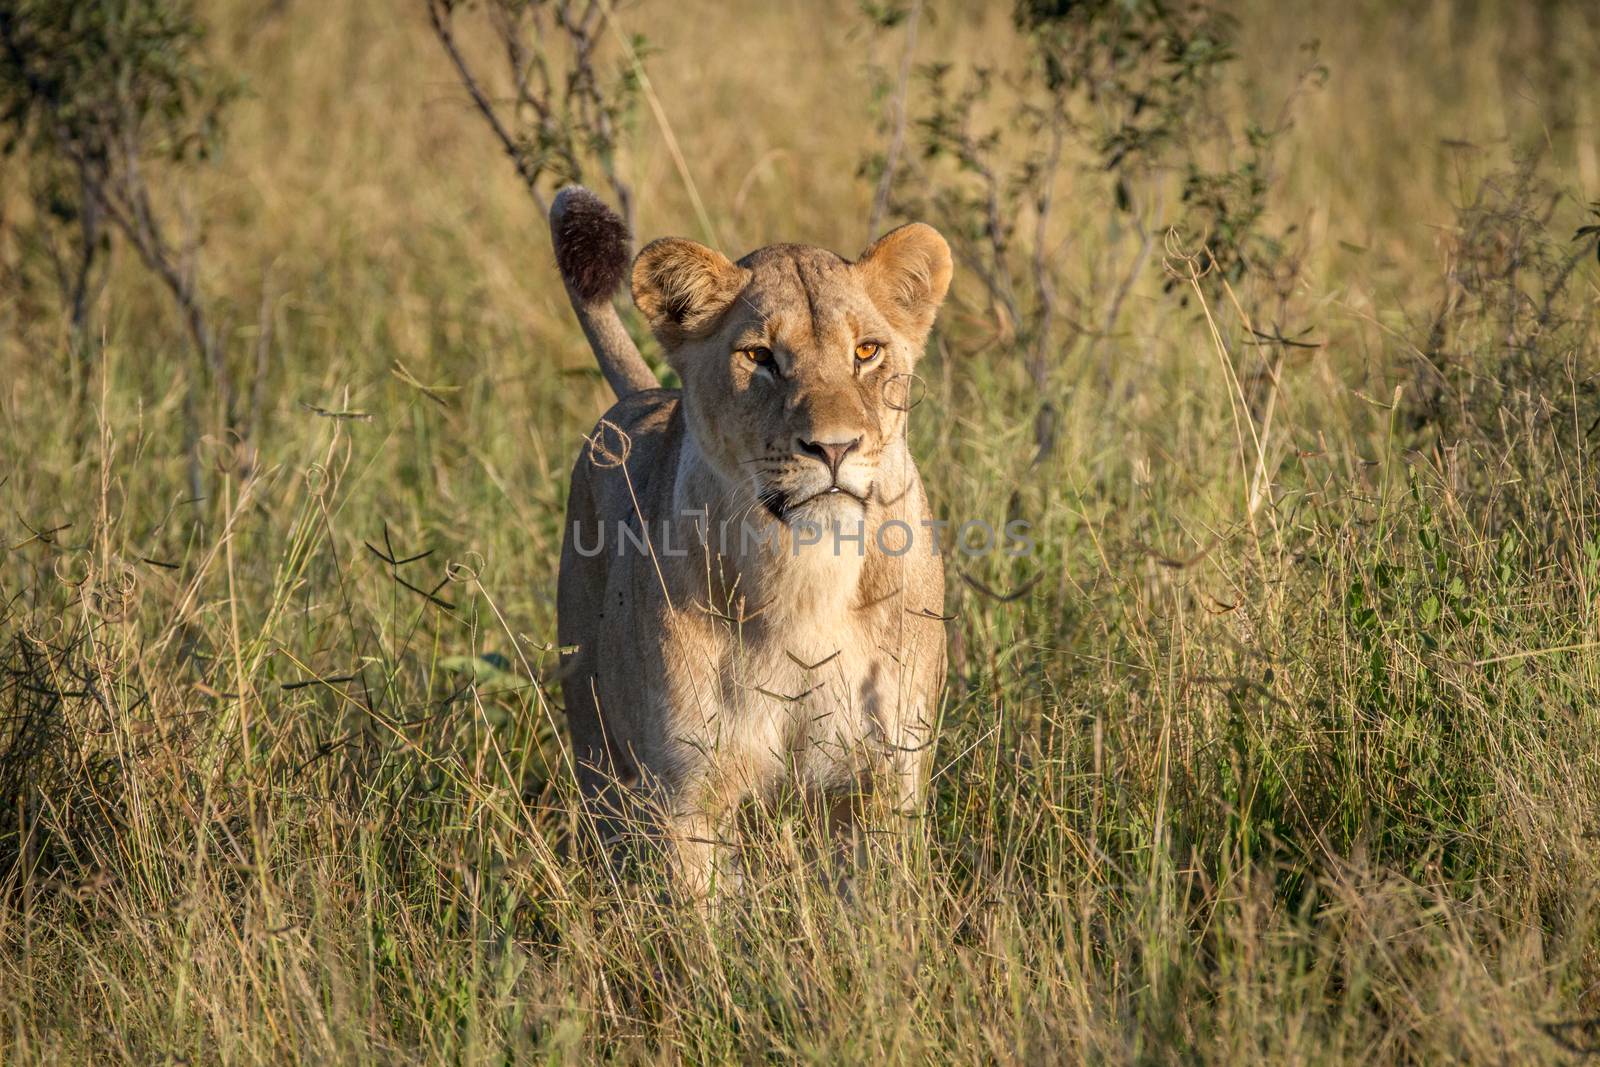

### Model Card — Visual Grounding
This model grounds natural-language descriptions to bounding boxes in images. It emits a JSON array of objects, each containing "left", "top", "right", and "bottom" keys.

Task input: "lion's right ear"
[{"left": 631, "top": 238, "right": 750, "bottom": 348}]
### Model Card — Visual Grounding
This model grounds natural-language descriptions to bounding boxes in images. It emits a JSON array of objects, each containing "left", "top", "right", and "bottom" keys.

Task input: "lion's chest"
[
  {"left": 719, "top": 621, "right": 892, "bottom": 789},
  {"left": 601, "top": 520, "right": 936, "bottom": 798},
  {"left": 639, "top": 591, "right": 915, "bottom": 794}
]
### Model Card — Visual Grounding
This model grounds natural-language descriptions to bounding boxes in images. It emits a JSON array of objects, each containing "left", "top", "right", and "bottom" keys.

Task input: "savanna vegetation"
[{"left": 2, "top": 0, "right": 1600, "bottom": 1061}]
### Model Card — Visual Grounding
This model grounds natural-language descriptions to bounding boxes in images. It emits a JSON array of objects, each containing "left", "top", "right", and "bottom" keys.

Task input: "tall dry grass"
[{"left": 2, "top": 0, "right": 1600, "bottom": 1062}]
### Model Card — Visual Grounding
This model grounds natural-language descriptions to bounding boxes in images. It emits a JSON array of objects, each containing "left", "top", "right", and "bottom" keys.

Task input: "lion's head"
[{"left": 630, "top": 225, "right": 952, "bottom": 526}]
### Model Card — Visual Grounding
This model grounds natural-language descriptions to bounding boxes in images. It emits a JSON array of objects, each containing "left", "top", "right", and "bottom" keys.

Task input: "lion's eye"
[
  {"left": 738, "top": 346, "right": 774, "bottom": 367},
  {"left": 854, "top": 341, "right": 883, "bottom": 363}
]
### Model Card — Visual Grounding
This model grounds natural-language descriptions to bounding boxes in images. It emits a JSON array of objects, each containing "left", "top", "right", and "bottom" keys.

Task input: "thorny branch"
[{"left": 425, "top": 0, "right": 639, "bottom": 230}]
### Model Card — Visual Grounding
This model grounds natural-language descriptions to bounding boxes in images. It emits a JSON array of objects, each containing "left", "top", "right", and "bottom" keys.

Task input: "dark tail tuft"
[
  {"left": 553, "top": 188, "right": 631, "bottom": 304},
  {"left": 548, "top": 186, "right": 658, "bottom": 398}
]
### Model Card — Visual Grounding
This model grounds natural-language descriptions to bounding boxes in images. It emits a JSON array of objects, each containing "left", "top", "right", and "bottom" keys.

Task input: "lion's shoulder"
[{"left": 572, "top": 387, "right": 684, "bottom": 521}]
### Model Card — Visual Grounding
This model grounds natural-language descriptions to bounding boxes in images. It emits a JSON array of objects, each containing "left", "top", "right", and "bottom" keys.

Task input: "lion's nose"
[{"left": 796, "top": 436, "right": 861, "bottom": 478}]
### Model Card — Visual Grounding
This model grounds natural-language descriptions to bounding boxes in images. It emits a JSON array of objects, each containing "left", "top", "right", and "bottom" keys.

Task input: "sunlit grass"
[{"left": 2, "top": 1, "right": 1599, "bottom": 1062}]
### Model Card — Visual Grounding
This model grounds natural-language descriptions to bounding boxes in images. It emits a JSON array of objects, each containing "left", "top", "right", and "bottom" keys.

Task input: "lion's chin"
[{"left": 770, "top": 484, "right": 870, "bottom": 525}]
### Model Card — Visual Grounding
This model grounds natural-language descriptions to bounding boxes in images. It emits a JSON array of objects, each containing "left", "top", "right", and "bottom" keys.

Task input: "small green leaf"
[
  {"left": 440, "top": 654, "right": 526, "bottom": 695},
  {"left": 1419, "top": 595, "right": 1440, "bottom": 626}
]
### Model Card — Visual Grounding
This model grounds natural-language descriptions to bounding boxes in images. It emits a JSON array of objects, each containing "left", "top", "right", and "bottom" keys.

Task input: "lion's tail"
[{"left": 549, "top": 187, "right": 658, "bottom": 400}]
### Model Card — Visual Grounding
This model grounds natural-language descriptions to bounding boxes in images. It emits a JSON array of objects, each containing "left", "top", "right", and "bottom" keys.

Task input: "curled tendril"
[
  {"left": 198, "top": 432, "right": 234, "bottom": 475},
  {"left": 446, "top": 551, "right": 485, "bottom": 583},
  {"left": 54, "top": 554, "right": 94, "bottom": 588},
  {"left": 109, "top": 562, "right": 138, "bottom": 600},
  {"left": 25, "top": 614, "right": 68, "bottom": 645},
  {"left": 882, "top": 372, "right": 927, "bottom": 413},
  {"left": 218, "top": 432, "right": 258, "bottom": 479},
  {"left": 1162, "top": 226, "right": 1213, "bottom": 283},
  {"left": 304, "top": 463, "right": 331, "bottom": 497},
  {"left": 586, "top": 419, "right": 632, "bottom": 469},
  {"left": 94, "top": 584, "right": 133, "bottom": 621}
]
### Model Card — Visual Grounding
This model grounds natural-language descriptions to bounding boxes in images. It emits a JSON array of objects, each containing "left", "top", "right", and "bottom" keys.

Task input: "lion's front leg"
[
  {"left": 653, "top": 771, "right": 746, "bottom": 899},
  {"left": 878, "top": 693, "right": 936, "bottom": 821},
  {"left": 884, "top": 748, "right": 930, "bottom": 820}
]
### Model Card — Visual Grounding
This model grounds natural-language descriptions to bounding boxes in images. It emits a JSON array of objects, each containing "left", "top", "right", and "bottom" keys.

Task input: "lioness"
[{"left": 549, "top": 188, "right": 950, "bottom": 893}]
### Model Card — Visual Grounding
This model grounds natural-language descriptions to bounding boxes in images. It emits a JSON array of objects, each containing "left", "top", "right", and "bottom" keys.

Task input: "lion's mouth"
[{"left": 760, "top": 484, "right": 871, "bottom": 523}]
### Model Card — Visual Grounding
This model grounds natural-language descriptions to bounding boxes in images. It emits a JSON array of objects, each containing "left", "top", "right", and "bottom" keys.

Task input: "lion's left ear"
[{"left": 854, "top": 222, "right": 953, "bottom": 344}]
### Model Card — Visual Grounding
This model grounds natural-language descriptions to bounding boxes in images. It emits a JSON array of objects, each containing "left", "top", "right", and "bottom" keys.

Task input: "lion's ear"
[
  {"left": 855, "top": 222, "right": 953, "bottom": 344},
  {"left": 631, "top": 237, "right": 750, "bottom": 348}
]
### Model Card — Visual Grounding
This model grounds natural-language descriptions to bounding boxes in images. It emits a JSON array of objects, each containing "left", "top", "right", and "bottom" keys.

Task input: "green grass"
[{"left": 3, "top": 0, "right": 1600, "bottom": 1062}]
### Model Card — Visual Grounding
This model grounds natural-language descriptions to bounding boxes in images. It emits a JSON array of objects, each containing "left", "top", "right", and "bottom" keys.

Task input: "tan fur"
[{"left": 557, "top": 224, "right": 952, "bottom": 894}]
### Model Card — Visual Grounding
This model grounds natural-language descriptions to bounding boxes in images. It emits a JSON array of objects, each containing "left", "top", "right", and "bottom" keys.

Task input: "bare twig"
[
  {"left": 425, "top": 0, "right": 550, "bottom": 217},
  {"left": 426, "top": 0, "right": 649, "bottom": 232},
  {"left": 867, "top": 0, "right": 923, "bottom": 241}
]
